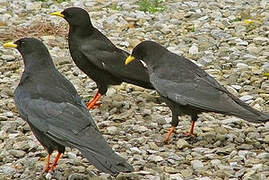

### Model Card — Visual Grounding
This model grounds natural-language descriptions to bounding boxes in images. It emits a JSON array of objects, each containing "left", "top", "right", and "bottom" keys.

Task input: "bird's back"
[
  {"left": 70, "top": 28, "right": 154, "bottom": 89},
  {"left": 150, "top": 52, "right": 269, "bottom": 123}
]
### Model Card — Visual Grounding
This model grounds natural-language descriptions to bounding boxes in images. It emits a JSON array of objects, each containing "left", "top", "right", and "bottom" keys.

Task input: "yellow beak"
[
  {"left": 265, "top": 73, "right": 269, "bottom": 77},
  {"left": 50, "top": 11, "right": 64, "bottom": 18},
  {"left": 3, "top": 42, "right": 17, "bottom": 48},
  {"left": 125, "top": 56, "right": 135, "bottom": 65}
]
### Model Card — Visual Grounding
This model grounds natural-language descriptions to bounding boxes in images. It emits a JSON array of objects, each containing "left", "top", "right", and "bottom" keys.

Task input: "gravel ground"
[{"left": 1, "top": 0, "right": 269, "bottom": 179}]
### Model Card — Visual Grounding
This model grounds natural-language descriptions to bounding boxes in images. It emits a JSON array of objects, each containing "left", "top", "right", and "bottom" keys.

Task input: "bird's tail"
[
  {"left": 230, "top": 95, "right": 269, "bottom": 123},
  {"left": 79, "top": 148, "right": 133, "bottom": 175},
  {"left": 69, "top": 126, "right": 134, "bottom": 175}
]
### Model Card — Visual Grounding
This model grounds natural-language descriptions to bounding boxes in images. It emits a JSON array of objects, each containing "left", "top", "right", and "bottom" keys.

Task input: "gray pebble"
[
  {"left": 1, "top": 55, "right": 15, "bottom": 62},
  {"left": 191, "top": 160, "right": 204, "bottom": 170}
]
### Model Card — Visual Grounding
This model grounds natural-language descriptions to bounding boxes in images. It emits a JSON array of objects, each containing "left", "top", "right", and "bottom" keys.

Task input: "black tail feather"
[
  {"left": 230, "top": 95, "right": 269, "bottom": 123},
  {"left": 79, "top": 149, "right": 134, "bottom": 175}
]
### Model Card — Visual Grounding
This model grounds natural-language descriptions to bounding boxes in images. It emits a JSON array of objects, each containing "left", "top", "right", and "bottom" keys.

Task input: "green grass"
[
  {"left": 137, "top": 0, "right": 165, "bottom": 13},
  {"left": 109, "top": 3, "right": 123, "bottom": 11},
  {"left": 35, "top": 0, "right": 68, "bottom": 3},
  {"left": 233, "top": 16, "right": 242, "bottom": 22}
]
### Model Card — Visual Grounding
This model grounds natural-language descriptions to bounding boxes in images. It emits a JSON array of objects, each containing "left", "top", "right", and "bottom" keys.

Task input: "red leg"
[
  {"left": 42, "top": 154, "right": 51, "bottom": 173},
  {"left": 86, "top": 91, "right": 102, "bottom": 110},
  {"left": 184, "top": 120, "right": 195, "bottom": 137},
  {"left": 164, "top": 126, "right": 175, "bottom": 143},
  {"left": 50, "top": 153, "right": 61, "bottom": 171},
  {"left": 92, "top": 90, "right": 99, "bottom": 99}
]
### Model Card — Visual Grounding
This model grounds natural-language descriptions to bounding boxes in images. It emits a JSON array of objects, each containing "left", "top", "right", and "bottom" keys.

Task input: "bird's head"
[
  {"left": 125, "top": 40, "right": 166, "bottom": 66},
  {"left": 51, "top": 7, "right": 92, "bottom": 28},
  {"left": 3, "top": 38, "right": 46, "bottom": 56},
  {"left": 3, "top": 38, "right": 54, "bottom": 71}
]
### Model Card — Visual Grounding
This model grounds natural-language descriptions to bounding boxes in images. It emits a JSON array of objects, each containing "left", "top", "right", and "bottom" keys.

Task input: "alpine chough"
[
  {"left": 3, "top": 38, "right": 134, "bottom": 174},
  {"left": 125, "top": 40, "right": 269, "bottom": 142},
  {"left": 51, "top": 7, "right": 153, "bottom": 110}
]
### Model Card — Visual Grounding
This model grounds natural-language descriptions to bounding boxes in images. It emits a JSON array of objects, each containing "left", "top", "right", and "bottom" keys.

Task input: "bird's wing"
[
  {"left": 14, "top": 93, "right": 115, "bottom": 156},
  {"left": 80, "top": 40, "right": 151, "bottom": 83},
  {"left": 150, "top": 54, "right": 241, "bottom": 113},
  {"left": 151, "top": 73, "right": 238, "bottom": 113}
]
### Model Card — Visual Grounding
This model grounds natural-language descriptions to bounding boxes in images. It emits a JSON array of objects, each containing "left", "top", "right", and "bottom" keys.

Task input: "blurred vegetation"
[
  {"left": 109, "top": 3, "right": 123, "bottom": 11},
  {"left": 35, "top": 0, "right": 68, "bottom": 3},
  {"left": 137, "top": 0, "right": 166, "bottom": 13}
]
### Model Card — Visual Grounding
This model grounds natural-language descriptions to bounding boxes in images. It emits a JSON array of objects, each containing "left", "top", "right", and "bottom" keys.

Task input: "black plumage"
[
  {"left": 51, "top": 7, "right": 153, "bottom": 109},
  {"left": 3, "top": 38, "right": 133, "bottom": 175},
  {"left": 125, "top": 40, "right": 269, "bottom": 142}
]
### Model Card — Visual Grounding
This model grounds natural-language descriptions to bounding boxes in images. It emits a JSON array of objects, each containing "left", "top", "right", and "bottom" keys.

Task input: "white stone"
[
  {"left": 239, "top": 95, "right": 253, "bottom": 102},
  {"left": 191, "top": 160, "right": 204, "bottom": 170},
  {"left": 189, "top": 44, "right": 199, "bottom": 55}
]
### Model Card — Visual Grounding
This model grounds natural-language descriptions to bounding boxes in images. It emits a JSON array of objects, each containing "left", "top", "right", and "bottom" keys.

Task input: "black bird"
[
  {"left": 3, "top": 38, "right": 134, "bottom": 175},
  {"left": 125, "top": 40, "right": 269, "bottom": 142},
  {"left": 51, "top": 7, "right": 154, "bottom": 110}
]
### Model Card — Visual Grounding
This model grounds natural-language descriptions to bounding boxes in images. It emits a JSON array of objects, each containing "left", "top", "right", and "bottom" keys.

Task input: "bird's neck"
[
  {"left": 23, "top": 54, "right": 56, "bottom": 73},
  {"left": 69, "top": 23, "right": 94, "bottom": 37}
]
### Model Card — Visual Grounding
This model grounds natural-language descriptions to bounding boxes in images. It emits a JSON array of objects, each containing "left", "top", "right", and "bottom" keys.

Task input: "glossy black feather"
[
  {"left": 13, "top": 38, "right": 133, "bottom": 175},
  {"left": 61, "top": 7, "right": 153, "bottom": 95}
]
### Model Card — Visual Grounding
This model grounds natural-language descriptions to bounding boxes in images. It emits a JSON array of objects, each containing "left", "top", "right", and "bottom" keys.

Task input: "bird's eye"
[
  {"left": 63, "top": 11, "right": 69, "bottom": 17},
  {"left": 20, "top": 41, "right": 25, "bottom": 46}
]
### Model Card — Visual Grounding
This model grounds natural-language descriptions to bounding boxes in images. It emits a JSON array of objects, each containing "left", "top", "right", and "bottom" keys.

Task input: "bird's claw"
[
  {"left": 87, "top": 101, "right": 102, "bottom": 110},
  {"left": 183, "top": 132, "right": 196, "bottom": 137}
]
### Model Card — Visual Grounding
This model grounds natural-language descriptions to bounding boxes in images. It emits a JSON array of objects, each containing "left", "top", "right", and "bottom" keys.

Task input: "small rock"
[
  {"left": 137, "top": 126, "right": 148, "bottom": 133},
  {"left": 148, "top": 155, "right": 164, "bottom": 162},
  {"left": 189, "top": 44, "right": 199, "bottom": 55},
  {"left": 176, "top": 139, "right": 189, "bottom": 149},
  {"left": 45, "top": 172, "right": 52, "bottom": 180},
  {"left": 67, "top": 152, "right": 77, "bottom": 159},
  {"left": 2, "top": 111, "right": 14, "bottom": 118},
  {"left": 1, "top": 55, "right": 15, "bottom": 61},
  {"left": 261, "top": 63, "right": 269, "bottom": 72},
  {"left": 235, "top": 38, "right": 248, "bottom": 46},
  {"left": 191, "top": 160, "right": 204, "bottom": 170},
  {"left": 261, "top": 81, "right": 269, "bottom": 91},
  {"left": 231, "top": 85, "right": 242, "bottom": 90},
  {"left": 68, "top": 173, "right": 91, "bottom": 180},
  {"left": 210, "top": 159, "right": 221, "bottom": 166},
  {"left": 238, "top": 144, "right": 253, "bottom": 150},
  {"left": 130, "top": 147, "right": 141, "bottom": 154},
  {"left": 0, "top": 115, "right": 8, "bottom": 121},
  {"left": 9, "top": 149, "right": 25, "bottom": 158},
  {"left": 169, "top": 174, "right": 183, "bottom": 180},
  {"left": 106, "top": 126, "right": 118, "bottom": 135},
  {"left": 264, "top": 135, "right": 269, "bottom": 143},
  {"left": 116, "top": 172, "right": 139, "bottom": 180},
  {"left": 239, "top": 95, "right": 253, "bottom": 102},
  {"left": 0, "top": 165, "right": 16, "bottom": 175},
  {"left": 13, "top": 141, "right": 29, "bottom": 151},
  {"left": 221, "top": 117, "right": 241, "bottom": 124},
  {"left": 164, "top": 166, "right": 180, "bottom": 173},
  {"left": 198, "top": 177, "right": 211, "bottom": 180},
  {"left": 236, "top": 63, "right": 249, "bottom": 71},
  {"left": 106, "top": 88, "right": 116, "bottom": 96},
  {"left": 253, "top": 37, "right": 269, "bottom": 45}
]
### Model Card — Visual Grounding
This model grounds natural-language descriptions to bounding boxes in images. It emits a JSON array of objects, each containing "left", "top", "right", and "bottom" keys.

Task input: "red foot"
[
  {"left": 50, "top": 153, "right": 61, "bottom": 171},
  {"left": 164, "top": 126, "right": 175, "bottom": 143},
  {"left": 42, "top": 154, "right": 51, "bottom": 173},
  {"left": 42, "top": 153, "right": 62, "bottom": 173},
  {"left": 183, "top": 131, "right": 196, "bottom": 137},
  {"left": 86, "top": 91, "right": 102, "bottom": 110},
  {"left": 184, "top": 120, "right": 196, "bottom": 137}
]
